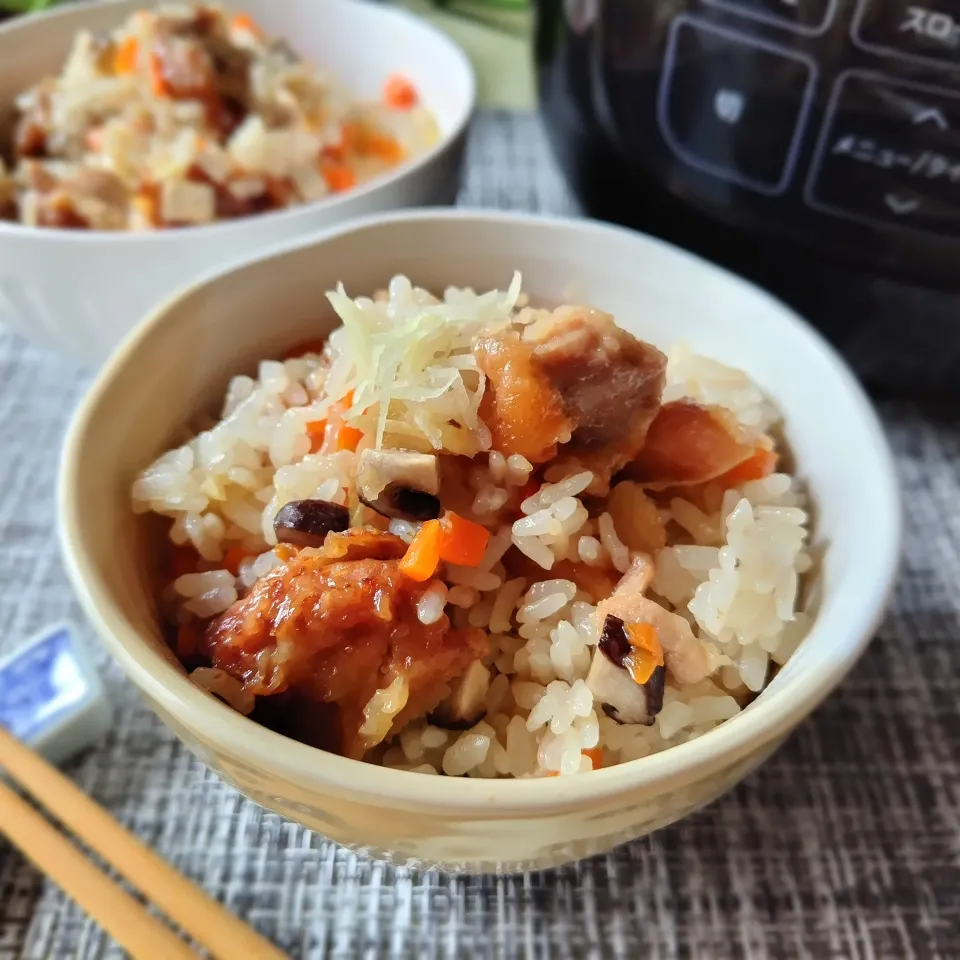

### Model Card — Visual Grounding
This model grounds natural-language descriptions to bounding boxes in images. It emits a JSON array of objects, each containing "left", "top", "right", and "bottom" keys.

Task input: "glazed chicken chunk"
[
  {"left": 203, "top": 531, "right": 488, "bottom": 759},
  {"left": 475, "top": 306, "right": 667, "bottom": 491}
]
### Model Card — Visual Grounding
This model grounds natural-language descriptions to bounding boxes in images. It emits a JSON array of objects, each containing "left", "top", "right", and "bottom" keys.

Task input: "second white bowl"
[{"left": 0, "top": 0, "right": 474, "bottom": 364}]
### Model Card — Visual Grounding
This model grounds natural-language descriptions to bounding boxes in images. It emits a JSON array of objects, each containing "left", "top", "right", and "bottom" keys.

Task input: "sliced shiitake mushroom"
[
  {"left": 586, "top": 614, "right": 665, "bottom": 725},
  {"left": 273, "top": 499, "right": 349, "bottom": 547},
  {"left": 430, "top": 660, "right": 491, "bottom": 730},
  {"left": 357, "top": 449, "right": 441, "bottom": 521}
]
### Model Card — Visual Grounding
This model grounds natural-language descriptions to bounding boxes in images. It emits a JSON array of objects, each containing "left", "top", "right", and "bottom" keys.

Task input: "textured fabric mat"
[{"left": 1, "top": 113, "right": 958, "bottom": 960}]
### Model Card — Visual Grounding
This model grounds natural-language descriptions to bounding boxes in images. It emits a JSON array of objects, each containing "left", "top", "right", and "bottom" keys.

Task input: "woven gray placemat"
[{"left": 1, "top": 112, "right": 958, "bottom": 960}]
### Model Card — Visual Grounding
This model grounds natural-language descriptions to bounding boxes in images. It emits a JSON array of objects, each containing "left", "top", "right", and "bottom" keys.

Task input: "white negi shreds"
[{"left": 131, "top": 272, "right": 813, "bottom": 778}]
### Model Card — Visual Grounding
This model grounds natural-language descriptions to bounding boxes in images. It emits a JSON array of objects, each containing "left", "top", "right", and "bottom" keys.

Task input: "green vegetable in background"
[
  {"left": 0, "top": 0, "right": 61, "bottom": 13},
  {"left": 427, "top": 0, "right": 529, "bottom": 38}
]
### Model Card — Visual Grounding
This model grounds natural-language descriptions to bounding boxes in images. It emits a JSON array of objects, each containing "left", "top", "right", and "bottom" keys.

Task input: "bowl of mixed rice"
[
  {"left": 59, "top": 211, "right": 901, "bottom": 871},
  {"left": 0, "top": 0, "right": 473, "bottom": 362}
]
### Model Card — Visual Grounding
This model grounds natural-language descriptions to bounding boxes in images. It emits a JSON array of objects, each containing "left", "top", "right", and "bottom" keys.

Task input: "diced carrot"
[
  {"left": 436, "top": 512, "right": 490, "bottom": 567},
  {"left": 359, "top": 131, "right": 404, "bottom": 164},
  {"left": 175, "top": 620, "right": 201, "bottom": 658},
  {"left": 221, "top": 545, "right": 252, "bottom": 577},
  {"left": 321, "top": 142, "right": 346, "bottom": 163},
  {"left": 715, "top": 445, "right": 777, "bottom": 489},
  {"left": 133, "top": 183, "right": 160, "bottom": 226},
  {"left": 170, "top": 544, "right": 199, "bottom": 578},
  {"left": 383, "top": 73, "right": 418, "bottom": 110},
  {"left": 320, "top": 160, "right": 356, "bottom": 193},
  {"left": 399, "top": 519, "right": 443, "bottom": 581},
  {"left": 282, "top": 338, "right": 328, "bottom": 359},
  {"left": 231, "top": 13, "right": 264, "bottom": 39},
  {"left": 114, "top": 36, "right": 139, "bottom": 75},
  {"left": 275, "top": 543, "right": 299, "bottom": 562},
  {"left": 306, "top": 419, "right": 327, "bottom": 454},
  {"left": 148, "top": 51, "right": 169, "bottom": 97},
  {"left": 336, "top": 424, "right": 364, "bottom": 452},
  {"left": 624, "top": 622, "right": 664, "bottom": 685},
  {"left": 582, "top": 747, "right": 604, "bottom": 770}
]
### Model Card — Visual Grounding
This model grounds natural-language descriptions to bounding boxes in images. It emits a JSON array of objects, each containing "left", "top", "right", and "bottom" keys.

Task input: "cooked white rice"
[{"left": 132, "top": 275, "right": 813, "bottom": 778}]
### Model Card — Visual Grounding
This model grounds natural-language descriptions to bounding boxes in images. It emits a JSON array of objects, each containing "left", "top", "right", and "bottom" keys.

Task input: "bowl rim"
[
  {"left": 0, "top": 0, "right": 476, "bottom": 242},
  {"left": 59, "top": 208, "right": 903, "bottom": 812}
]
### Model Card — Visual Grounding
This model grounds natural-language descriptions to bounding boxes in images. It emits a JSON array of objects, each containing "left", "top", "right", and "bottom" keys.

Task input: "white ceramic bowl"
[
  {"left": 0, "top": 0, "right": 474, "bottom": 364},
  {"left": 59, "top": 210, "right": 902, "bottom": 872}
]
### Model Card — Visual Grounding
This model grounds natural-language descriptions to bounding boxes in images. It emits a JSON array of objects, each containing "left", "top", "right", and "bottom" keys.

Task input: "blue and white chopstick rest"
[{"left": 0, "top": 623, "right": 112, "bottom": 764}]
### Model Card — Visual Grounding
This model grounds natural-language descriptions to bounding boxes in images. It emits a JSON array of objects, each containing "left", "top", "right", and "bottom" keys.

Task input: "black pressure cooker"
[{"left": 534, "top": 0, "right": 960, "bottom": 395}]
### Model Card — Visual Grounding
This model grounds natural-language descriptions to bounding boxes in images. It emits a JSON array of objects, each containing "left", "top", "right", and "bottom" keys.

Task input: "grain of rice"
[
  {"left": 467, "top": 598, "right": 494, "bottom": 628},
  {"left": 445, "top": 566, "right": 502, "bottom": 592},
  {"left": 657, "top": 700, "right": 696, "bottom": 740},
  {"left": 512, "top": 511, "right": 560, "bottom": 538},
  {"left": 359, "top": 675, "right": 409, "bottom": 745},
  {"left": 420, "top": 725, "right": 449, "bottom": 749},
  {"left": 538, "top": 729, "right": 584, "bottom": 775},
  {"left": 574, "top": 711, "right": 600, "bottom": 749},
  {"left": 511, "top": 680, "right": 546, "bottom": 711},
  {"left": 671, "top": 498, "right": 724, "bottom": 546},
  {"left": 174, "top": 569, "right": 235, "bottom": 598},
  {"left": 416, "top": 582, "right": 447, "bottom": 625},
  {"left": 577, "top": 536, "right": 603, "bottom": 566},
  {"left": 486, "top": 672, "right": 511, "bottom": 714},
  {"left": 691, "top": 696, "right": 740, "bottom": 723},
  {"left": 473, "top": 486, "right": 509, "bottom": 515},
  {"left": 598, "top": 512, "right": 630, "bottom": 573},
  {"left": 504, "top": 715, "right": 538, "bottom": 776},
  {"left": 400, "top": 725, "right": 427, "bottom": 760},
  {"left": 549, "top": 620, "right": 591, "bottom": 683},
  {"left": 184, "top": 584, "right": 238, "bottom": 619},
  {"left": 190, "top": 667, "right": 255, "bottom": 715},
  {"left": 504, "top": 454, "right": 532, "bottom": 486},
  {"left": 388, "top": 518, "right": 419, "bottom": 543},
  {"left": 478, "top": 526, "right": 513, "bottom": 573},
  {"left": 521, "top": 471, "right": 593, "bottom": 514},
  {"left": 512, "top": 535, "right": 555, "bottom": 570},
  {"left": 523, "top": 579, "right": 577, "bottom": 606},
  {"left": 488, "top": 577, "right": 527, "bottom": 634},
  {"left": 447, "top": 585, "right": 480, "bottom": 608},
  {"left": 516, "top": 593, "right": 570, "bottom": 624},
  {"left": 442, "top": 726, "right": 492, "bottom": 776},
  {"left": 488, "top": 450, "right": 507, "bottom": 485},
  {"left": 737, "top": 643, "right": 769, "bottom": 691}
]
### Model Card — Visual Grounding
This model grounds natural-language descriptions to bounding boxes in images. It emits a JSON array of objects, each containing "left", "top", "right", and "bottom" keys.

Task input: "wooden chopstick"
[
  {"left": 0, "top": 781, "right": 196, "bottom": 959},
  {"left": 0, "top": 725, "right": 287, "bottom": 960}
]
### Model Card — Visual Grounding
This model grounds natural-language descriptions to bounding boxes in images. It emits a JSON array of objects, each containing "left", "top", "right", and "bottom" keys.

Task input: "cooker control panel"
[
  {"left": 645, "top": 0, "right": 960, "bottom": 244},
  {"left": 701, "top": 0, "right": 836, "bottom": 35},
  {"left": 805, "top": 72, "right": 960, "bottom": 235},
  {"left": 658, "top": 17, "right": 816, "bottom": 195}
]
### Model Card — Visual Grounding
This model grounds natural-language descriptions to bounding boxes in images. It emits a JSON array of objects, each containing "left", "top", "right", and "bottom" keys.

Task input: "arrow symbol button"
[
  {"left": 885, "top": 193, "right": 921, "bottom": 215},
  {"left": 912, "top": 107, "right": 948, "bottom": 130}
]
